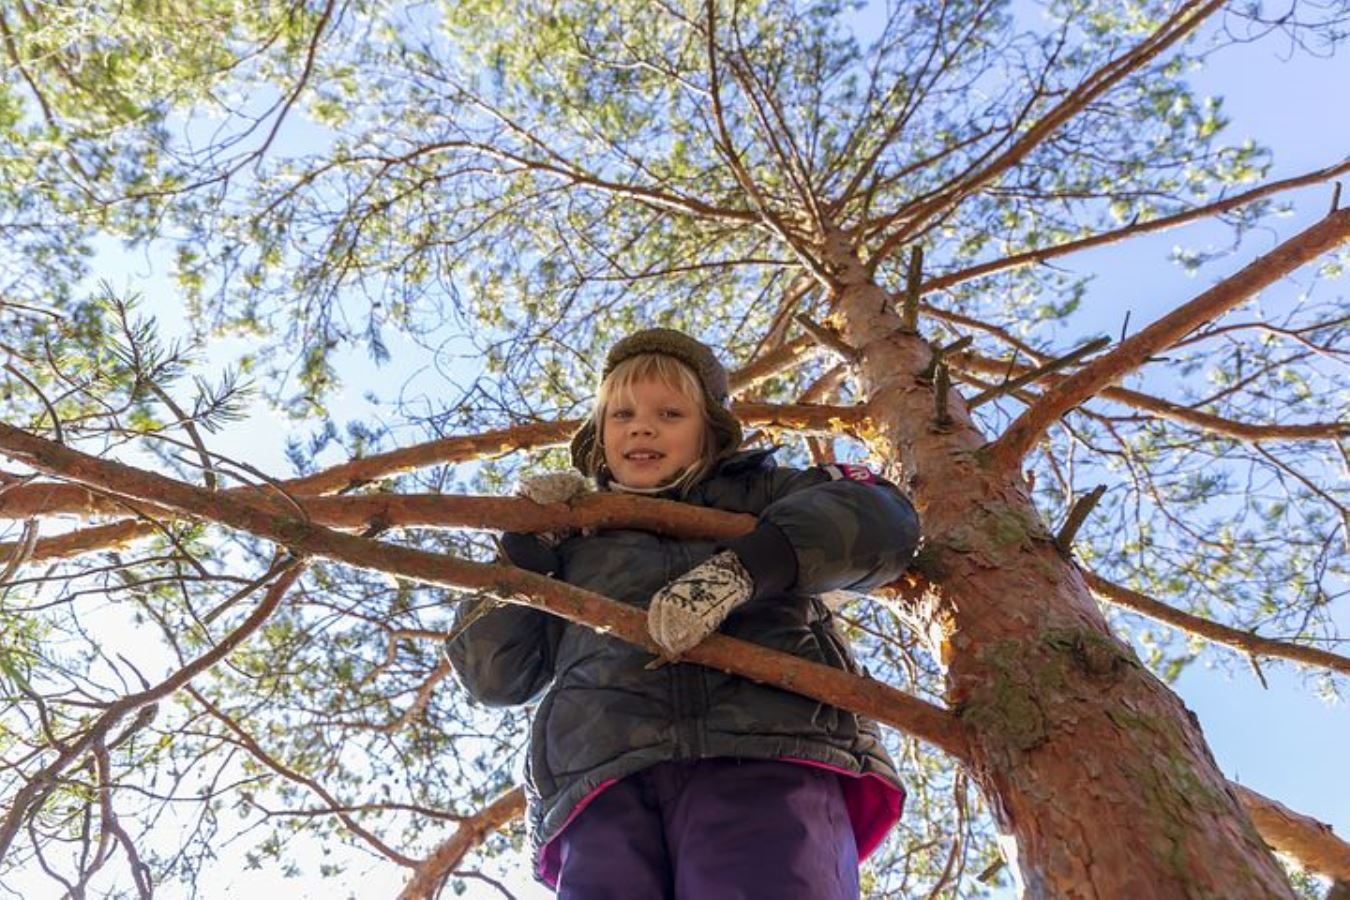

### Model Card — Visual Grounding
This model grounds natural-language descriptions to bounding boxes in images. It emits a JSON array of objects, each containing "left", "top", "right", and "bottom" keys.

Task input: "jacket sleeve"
[
  {"left": 721, "top": 465, "right": 920, "bottom": 600},
  {"left": 444, "top": 534, "right": 564, "bottom": 707}
]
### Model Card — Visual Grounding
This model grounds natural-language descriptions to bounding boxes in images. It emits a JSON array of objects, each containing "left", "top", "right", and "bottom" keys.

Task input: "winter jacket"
[{"left": 444, "top": 448, "right": 921, "bottom": 886}]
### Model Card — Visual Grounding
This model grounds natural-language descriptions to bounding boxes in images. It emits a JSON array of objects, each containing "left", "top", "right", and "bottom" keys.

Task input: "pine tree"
[{"left": 2, "top": 0, "right": 1347, "bottom": 895}]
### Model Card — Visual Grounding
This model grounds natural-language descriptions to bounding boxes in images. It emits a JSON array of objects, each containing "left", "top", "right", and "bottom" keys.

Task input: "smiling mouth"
[{"left": 624, "top": 451, "right": 664, "bottom": 461}]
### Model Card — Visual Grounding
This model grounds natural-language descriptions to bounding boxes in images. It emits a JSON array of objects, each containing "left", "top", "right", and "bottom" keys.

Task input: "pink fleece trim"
[
  {"left": 782, "top": 758, "right": 905, "bottom": 861},
  {"left": 537, "top": 778, "right": 618, "bottom": 887}
]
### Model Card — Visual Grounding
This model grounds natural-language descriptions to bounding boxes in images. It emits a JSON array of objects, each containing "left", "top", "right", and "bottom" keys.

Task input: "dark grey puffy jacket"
[{"left": 445, "top": 448, "right": 921, "bottom": 879}]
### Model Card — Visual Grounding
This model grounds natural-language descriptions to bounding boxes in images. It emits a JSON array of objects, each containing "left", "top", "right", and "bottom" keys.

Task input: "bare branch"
[
  {"left": 187, "top": 687, "right": 415, "bottom": 866},
  {"left": 1084, "top": 570, "right": 1350, "bottom": 677},
  {"left": 793, "top": 314, "right": 857, "bottom": 366},
  {"left": 398, "top": 787, "right": 527, "bottom": 900},
  {"left": 703, "top": 0, "right": 834, "bottom": 285},
  {"left": 967, "top": 337, "right": 1110, "bottom": 409},
  {"left": 1234, "top": 784, "right": 1350, "bottom": 881},
  {"left": 285, "top": 402, "right": 860, "bottom": 495},
  {"left": 0, "top": 421, "right": 969, "bottom": 759},
  {"left": 869, "top": 0, "right": 1226, "bottom": 265},
  {"left": 729, "top": 334, "right": 820, "bottom": 394},
  {"left": 922, "top": 156, "right": 1350, "bottom": 294},
  {"left": 0, "top": 557, "right": 304, "bottom": 861},
  {"left": 285, "top": 420, "right": 577, "bottom": 495},
  {"left": 989, "top": 208, "right": 1350, "bottom": 469},
  {"left": 949, "top": 349, "right": 1350, "bottom": 442},
  {"left": 6, "top": 520, "right": 159, "bottom": 563}
]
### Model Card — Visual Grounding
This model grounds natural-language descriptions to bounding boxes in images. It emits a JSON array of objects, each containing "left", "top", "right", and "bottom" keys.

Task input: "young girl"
[{"left": 447, "top": 328, "right": 921, "bottom": 899}]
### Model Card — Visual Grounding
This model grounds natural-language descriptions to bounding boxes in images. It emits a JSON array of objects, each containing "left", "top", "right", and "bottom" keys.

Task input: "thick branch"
[
  {"left": 989, "top": 208, "right": 1350, "bottom": 469},
  {"left": 6, "top": 493, "right": 756, "bottom": 562},
  {"left": 0, "top": 482, "right": 130, "bottom": 518},
  {"left": 728, "top": 334, "right": 819, "bottom": 394},
  {"left": 13, "top": 521, "right": 160, "bottom": 563},
  {"left": 1235, "top": 785, "right": 1350, "bottom": 881},
  {"left": 286, "top": 420, "right": 576, "bottom": 494},
  {"left": 949, "top": 350, "right": 1349, "bottom": 442},
  {"left": 295, "top": 492, "right": 759, "bottom": 540},
  {"left": 733, "top": 401, "right": 867, "bottom": 434},
  {"left": 398, "top": 787, "right": 527, "bottom": 900},
  {"left": 0, "top": 422, "right": 969, "bottom": 760},
  {"left": 2, "top": 367, "right": 838, "bottom": 519},
  {"left": 1085, "top": 571, "right": 1350, "bottom": 677},
  {"left": 286, "top": 402, "right": 860, "bottom": 495}
]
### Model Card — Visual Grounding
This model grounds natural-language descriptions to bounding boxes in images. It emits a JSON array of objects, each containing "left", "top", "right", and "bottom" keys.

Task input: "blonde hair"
[{"left": 592, "top": 353, "right": 718, "bottom": 494}]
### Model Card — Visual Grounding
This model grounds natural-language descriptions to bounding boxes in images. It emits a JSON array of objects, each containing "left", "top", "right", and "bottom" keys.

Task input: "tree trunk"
[{"left": 824, "top": 237, "right": 1294, "bottom": 897}]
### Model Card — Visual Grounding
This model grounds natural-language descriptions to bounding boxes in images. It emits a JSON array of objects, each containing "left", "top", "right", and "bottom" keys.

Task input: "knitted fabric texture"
[
  {"left": 647, "top": 549, "right": 754, "bottom": 657},
  {"left": 516, "top": 471, "right": 591, "bottom": 548}
]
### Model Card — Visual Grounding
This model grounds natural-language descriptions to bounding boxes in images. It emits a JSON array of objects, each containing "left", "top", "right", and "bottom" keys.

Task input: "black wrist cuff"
[
  {"left": 499, "top": 532, "right": 562, "bottom": 577},
  {"left": 722, "top": 520, "right": 797, "bottom": 601}
]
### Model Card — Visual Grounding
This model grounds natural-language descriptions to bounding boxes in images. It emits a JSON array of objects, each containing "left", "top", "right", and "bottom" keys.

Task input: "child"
[{"left": 447, "top": 328, "right": 921, "bottom": 899}]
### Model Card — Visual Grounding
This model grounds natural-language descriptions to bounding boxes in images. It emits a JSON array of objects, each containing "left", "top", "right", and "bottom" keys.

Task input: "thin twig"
[
  {"left": 1055, "top": 484, "right": 1106, "bottom": 551},
  {"left": 793, "top": 314, "right": 857, "bottom": 365},
  {"left": 902, "top": 246, "right": 924, "bottom": 331},
  {"left": 969, "top": 337, "right": 1110, "bottom": 408}
]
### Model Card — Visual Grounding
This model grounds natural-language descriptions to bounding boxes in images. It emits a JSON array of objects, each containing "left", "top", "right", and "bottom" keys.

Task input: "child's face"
[{"left": 602, "top": 376, "right": 707, "bottom": 489}]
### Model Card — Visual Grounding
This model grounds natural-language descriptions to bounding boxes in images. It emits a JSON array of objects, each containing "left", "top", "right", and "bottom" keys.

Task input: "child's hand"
[
  {"left": 647, "top": 550, "right": 754, "bottom": 658},
  {"left": 516, "top": 471, "right": 591, "bottom": 547}
]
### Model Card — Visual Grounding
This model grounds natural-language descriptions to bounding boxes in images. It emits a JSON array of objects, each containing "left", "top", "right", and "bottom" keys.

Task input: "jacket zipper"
[{"left": 668, "top": 541, "right": 704, "bottom": 759}]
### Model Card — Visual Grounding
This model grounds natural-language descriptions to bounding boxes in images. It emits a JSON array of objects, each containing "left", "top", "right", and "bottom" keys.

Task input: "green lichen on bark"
[
  {"left": 1043, "top": 627, "right": 1139, "bottom": 681},
  {"left": 959, "top": 639, "right": 1051, "bottom": 752},
  {"left": 941, "top": 499, "right": 1055, "bottom": 566},
  {"left": 980, "top": 500, "right": 1051, "bottom": 550},
  {"left": 961, "top": 627, "right": 1139, "bottom": 753},
  {"left": 273, "top": 514, "right": 311, "bottom": 546},
  {"left": 1106, "top": 699, "right": 1269, "bottom": 892}
]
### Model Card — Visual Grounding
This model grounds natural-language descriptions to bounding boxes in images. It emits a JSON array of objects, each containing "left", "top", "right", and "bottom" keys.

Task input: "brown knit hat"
[{"left": 570, "top": 328, "right": 744, "bottom": 477}]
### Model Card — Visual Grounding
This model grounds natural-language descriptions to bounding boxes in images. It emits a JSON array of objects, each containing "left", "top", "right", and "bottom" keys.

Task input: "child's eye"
[
  {"left": 609, "top": 408, "right": 633, "bottom": 420},
  {"left": 661, "top": 409, "right": 685, "bottom": 419}
]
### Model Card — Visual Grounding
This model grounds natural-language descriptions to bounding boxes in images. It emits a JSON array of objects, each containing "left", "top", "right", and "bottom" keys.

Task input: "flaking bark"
[{"left": 824, "top": 235, "right": 1296, "bottom": 897}]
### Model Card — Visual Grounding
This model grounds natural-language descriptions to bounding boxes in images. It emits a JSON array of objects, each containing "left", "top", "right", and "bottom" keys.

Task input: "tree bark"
[
  {"left": 823, "top": 233, "right": 1295, "bottom": 897},
  {"left": 399, "top": 787, "right": 526, "bottom": 900},
  {"left": 1233, "top": 785, "right": 1350, "bottom": 882}
]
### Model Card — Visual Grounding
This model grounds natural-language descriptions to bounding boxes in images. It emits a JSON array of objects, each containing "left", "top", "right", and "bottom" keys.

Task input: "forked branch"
[
  {"left": 988, "top": 208, "right": 1350, "bottom": 470},
  {"left": 869, "top": 0, "right": 1226, "bottom": 265}
]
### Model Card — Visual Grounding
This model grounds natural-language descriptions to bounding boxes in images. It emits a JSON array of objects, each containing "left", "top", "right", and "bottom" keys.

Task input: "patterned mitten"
[
  {"left": 647, "top": 550, "right": 754, "bottom": 657},
  {"left": 516, "top": 471, "right": 591, "bottom": 547}
]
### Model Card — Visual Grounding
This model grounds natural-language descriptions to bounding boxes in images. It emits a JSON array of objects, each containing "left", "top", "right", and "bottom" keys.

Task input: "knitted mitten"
[
  {"left": 647, "top": 550, "right": 754, "bottom": 657},
  {"left": 516, "top": 471, "right": 591, "bottom": 547}
]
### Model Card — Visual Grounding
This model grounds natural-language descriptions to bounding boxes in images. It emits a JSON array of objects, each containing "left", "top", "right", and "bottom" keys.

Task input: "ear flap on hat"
[
  {"left": 705, "top": 404, "right": 743, "bottom": 462},
  {"left": 569, "top": 421, "right": 601, "bottom": 476}
]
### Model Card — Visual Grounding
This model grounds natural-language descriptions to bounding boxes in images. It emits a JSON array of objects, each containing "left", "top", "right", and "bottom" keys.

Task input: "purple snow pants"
[{"left": 555, "top": 758, "right": 860, "bottom": 900}]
